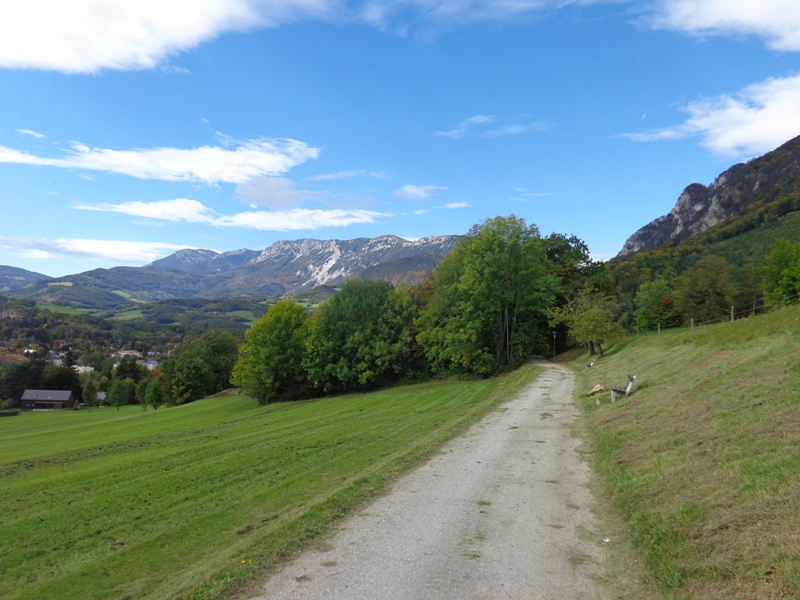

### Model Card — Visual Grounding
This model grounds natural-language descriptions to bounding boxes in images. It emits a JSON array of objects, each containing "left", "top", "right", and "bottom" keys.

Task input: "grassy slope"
[
  {"left": 562, "top": 305, "right": 800, "bottom": 599},
  {"left": 0, "top": 364, "right": 540, "bottom": 600}
]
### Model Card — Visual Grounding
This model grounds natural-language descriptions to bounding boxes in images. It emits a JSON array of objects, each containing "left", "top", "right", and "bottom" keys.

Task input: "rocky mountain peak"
[{"left": 615, "top": 135, "right": 800, "bottom": 260}]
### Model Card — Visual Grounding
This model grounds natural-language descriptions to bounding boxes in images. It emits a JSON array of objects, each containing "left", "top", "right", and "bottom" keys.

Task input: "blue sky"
[{"left": 1, "top": 0, "right": 799, "bottom": 277}]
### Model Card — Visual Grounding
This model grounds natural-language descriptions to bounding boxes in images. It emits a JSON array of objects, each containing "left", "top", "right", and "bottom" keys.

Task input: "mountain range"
[
  {"left": 5, "top": 135, "right": 800, "bottom": 309},
  {"left": 1, "top": 235, "right": 460, "bottom": 308}
]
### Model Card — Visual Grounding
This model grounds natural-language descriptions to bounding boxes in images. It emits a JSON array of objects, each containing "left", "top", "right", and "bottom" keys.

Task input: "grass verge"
[
  {"left": 561, "top": 304, "right": 800, "bottom": 599},
  {"left": 0, "top": 363, "right": 541, "bottom": 600}
]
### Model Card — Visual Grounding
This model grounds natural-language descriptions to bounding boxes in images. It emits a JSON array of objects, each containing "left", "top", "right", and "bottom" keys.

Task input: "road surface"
[{"left": 248, "top": 359, "right": 606, "bottom": 599}]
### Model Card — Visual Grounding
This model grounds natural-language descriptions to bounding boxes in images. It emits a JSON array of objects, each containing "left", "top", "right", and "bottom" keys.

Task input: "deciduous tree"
[
  {"left": 762, "top": 239, "right": 800, "bottom": 306},
  {"left": 168, "top": 349, "right": 214, "bottom": 405},
  {"left": 679, "top": 255, "right": 736, "bottom": 323},
  {"left": 417, "top": 216, "right": 558, "bottom": 376},
  {"left": 232, "top": 300, "right": 310, "bottom": 403}
]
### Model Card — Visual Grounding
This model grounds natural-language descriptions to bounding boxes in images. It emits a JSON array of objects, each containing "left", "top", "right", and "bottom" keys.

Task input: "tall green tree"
[
  {"left": 417, "top": 216, "right": 558, "bottom": 376},
  {"left": 168, "top": 349, "right": 214, "bottom": 405},
  {"left": 305, "top": 280, "right": 420, "bottom": 394},
  {"left": 762, "top": 239, "right": 800, "bottom": 306},
  {"left": 145, "top": 379, "right": 165, "bottom": 410},
  {"left": 107, "top": 378, "right": 135, "bottom": 411},
  {"left": 115, "top": 356, "right": 146, "bottom": 383},
  {"left": 136, "top": 378, "right": 150, "bottom": 411},
  {"left": 82, "top": 379, "right": 98, "bottom": 407},
  {"left": 550, "top": 289, "right": 621, "bottom": 356},
  {"left": 232, "top": 300, "right": 310, "bottom": 404},
  {"left": 679, "top": 255, "right": 736, "bottom": 323},
  {"left": 0, "top": 353, "right": 47, "bottom": 406},
  {"left": 633, "top": 279, "right": 682, "bottom": 330},
  {"left": 195, "top": 330, "right": 240, "bottom": 393}
]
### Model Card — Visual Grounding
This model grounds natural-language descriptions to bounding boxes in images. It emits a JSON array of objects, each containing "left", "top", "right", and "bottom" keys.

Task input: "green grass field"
[
  {"left": 224, "top": 310, "right": 256, "bottom": 323},
  {"left": 0, "top": 364, "right": 541, "bottom": 600},
  {"left": 562, "top": 304, "right": 800, "bottom": 599},
  {"left": 110, "top": 309, "right": 144, "bottom": 321},
  {"left": 40, "top": 305, "right": 96, "bottom": 315}
]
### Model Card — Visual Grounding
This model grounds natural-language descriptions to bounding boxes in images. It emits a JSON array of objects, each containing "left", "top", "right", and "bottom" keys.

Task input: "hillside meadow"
[
  {"left": 563, "top": 303, "right": 800, "bottom": 599},
  {"left": 0, "top": 363, "right": 541, "bottom": 600}
]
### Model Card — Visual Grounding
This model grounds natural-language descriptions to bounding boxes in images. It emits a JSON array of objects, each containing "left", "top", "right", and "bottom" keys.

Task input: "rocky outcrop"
[{"left": 615, "top": 135, "right": 800, "bottom": 260}]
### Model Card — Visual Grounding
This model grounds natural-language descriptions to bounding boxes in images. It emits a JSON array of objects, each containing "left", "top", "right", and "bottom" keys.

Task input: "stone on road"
[{"left": 249, "top": 359, "right": 606, "bottom": 599}]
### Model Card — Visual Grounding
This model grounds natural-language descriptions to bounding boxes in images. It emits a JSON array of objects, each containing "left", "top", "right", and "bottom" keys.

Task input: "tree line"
[
  {"left": 232, "top": 216, "right": 611, "bottom": 403},
  {"left": 6, "top": 214, "right": 799, "bottom": 409}
]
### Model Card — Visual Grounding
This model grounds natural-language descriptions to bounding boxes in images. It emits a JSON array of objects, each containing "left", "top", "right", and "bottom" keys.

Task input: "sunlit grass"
[
  {"left": 563, "top": 304, "right": 800, "bottom": 598},
  {"left": 0, "top": 364, "right": 541, "bottom": 600}
]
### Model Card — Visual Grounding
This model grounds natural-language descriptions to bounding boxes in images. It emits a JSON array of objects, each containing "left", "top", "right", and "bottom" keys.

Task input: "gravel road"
[{"left": 248, "top": 358, "right": 606, "bottom": 599}]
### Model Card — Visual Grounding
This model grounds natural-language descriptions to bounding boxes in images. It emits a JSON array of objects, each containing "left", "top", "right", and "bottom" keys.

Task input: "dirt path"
[{"left": 248, "top": 359, "right": 606, "bottom": 599}]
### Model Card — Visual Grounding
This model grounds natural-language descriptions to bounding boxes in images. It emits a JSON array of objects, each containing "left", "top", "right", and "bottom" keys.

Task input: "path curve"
[{"left": 249, "top": 359, "right": 605, "bottom": 599}]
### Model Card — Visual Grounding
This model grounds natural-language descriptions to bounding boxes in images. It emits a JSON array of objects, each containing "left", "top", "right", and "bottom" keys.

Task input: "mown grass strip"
[
  {"left": 563, "top": 304, "right": 800, "bottom": 599},
  {"left": 0, "top": 363, "right": 540, "bottom": 600}
]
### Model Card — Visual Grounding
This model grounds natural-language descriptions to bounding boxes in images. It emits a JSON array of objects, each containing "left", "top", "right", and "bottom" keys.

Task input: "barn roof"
[{"left": 21, "top": 390, "right": 73, "bottom": 401}]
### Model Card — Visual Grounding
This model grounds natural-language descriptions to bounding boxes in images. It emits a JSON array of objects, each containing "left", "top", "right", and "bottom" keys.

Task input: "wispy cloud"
[
  {"left": 443, "top": 202, "right": 468, "bottom": 209},
  {"left": 74, "top": 198, "right": 217, "bottom": 223},
  {"left": 0, "top": 236, "right": 193, "bottom": 263},
  {"left": 437, "top": 115, "right": 552, "bottom": 139},
  {"left": 482, "top": 121, "right": 551, "bottom": 138},
  {"left": 74, "top": 198, "right": 390, "bottom": 231},
  {"left": 509, "top": 191, "right": 552, "bottom": 202},
  {"left": 393, "top": 184, "right": 449, "bottom": 199},
  {"left": 436, "top": 115, "right": 493, "bottom": 139},
  {"left": 305, "top": 169, "right": 385, "bottom": 181},
  {"left": 0, "top": 137, "right": 319, "bottom": 184},
  {"left": 216, "top": 208, "right": 389, "bottom": 231},
  {"left": 622, "top": 74, "right": 800, "bottom": 157},
  {"left": 16, "top": 129, "right": 45, "bottom": 139},
  {"left": 651, "top": 0, "right": 800, "bottom": 51}
]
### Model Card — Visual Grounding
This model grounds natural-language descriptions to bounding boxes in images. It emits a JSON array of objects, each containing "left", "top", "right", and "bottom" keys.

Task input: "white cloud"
[
  {"left": 444, "top": 202, "right": 468, "bottom": 209},
  {"left": 0, "top": 236, "right": 192, "bottom": 263},
  {"left": 436, "top": 115, "right": 493, "bottom": 139},
  {"left": 305, "top": 169, "right": 386, "bottom": 181},
  {"left": 16, "top": 129, "right": 45, "bottom": 139},
  {"left": 358, "top": 0, "right": 604, "bottom": 34},
  {"left": 509, "top": 191, "right": 552, "bottom": 202},
  {"left": 216, "top": 208, "right": 390, "bottom": 231},
  {"left": 482, "top": 121, "right": 551, "bottom": 138},
  {"left": 73, "top": 198, "right": 389, "bottom": 231},
  {"left": 74, "top": 198, "right": 217, "bottom": 223},
  {"left": 0, "top": 137, "right": 319, "bottom": 184},
  {"left": 623, "top": 74, "right": 800, "bottom": 157},
  {"left": 393, "top": 184, "right": 449, "bottom": 199},
  {"left": 306, "top": 170, "right": 365, "bottom": 181},
  {"left": 0, "top": 0, "right": 334, "bottom": 73},
  {"left": 437, "top": 115, "right": 552, "bottom": 139},
  {"left": 652, "top": 0, "right": 800, "bottom": 51},
  {"left": 0, "top": 1, "right": 635, "bottom": 74}
]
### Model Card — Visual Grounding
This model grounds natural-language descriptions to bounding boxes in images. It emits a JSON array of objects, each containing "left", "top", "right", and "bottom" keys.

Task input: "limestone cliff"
[{"left": 615, "top": 135, "right": 800, "bottom": 260}]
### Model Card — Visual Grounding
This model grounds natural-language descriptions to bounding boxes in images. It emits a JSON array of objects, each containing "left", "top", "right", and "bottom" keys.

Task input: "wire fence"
[{"left": 629, "top": 289, "right": 800, "bottom": 336}]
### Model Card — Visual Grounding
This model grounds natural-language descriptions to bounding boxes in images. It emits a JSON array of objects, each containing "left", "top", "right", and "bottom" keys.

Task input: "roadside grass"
[
  {"left": 561, "top": 304, "right": 800, "bottom": 599},
  {"left": 0, "top": 363, "right": 541, "bottom": 600}
]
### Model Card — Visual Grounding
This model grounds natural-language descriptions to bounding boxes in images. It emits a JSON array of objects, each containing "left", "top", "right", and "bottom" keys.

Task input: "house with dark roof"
[{"left": 20, "top": 390, "right": 74, "bottom": 411}]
